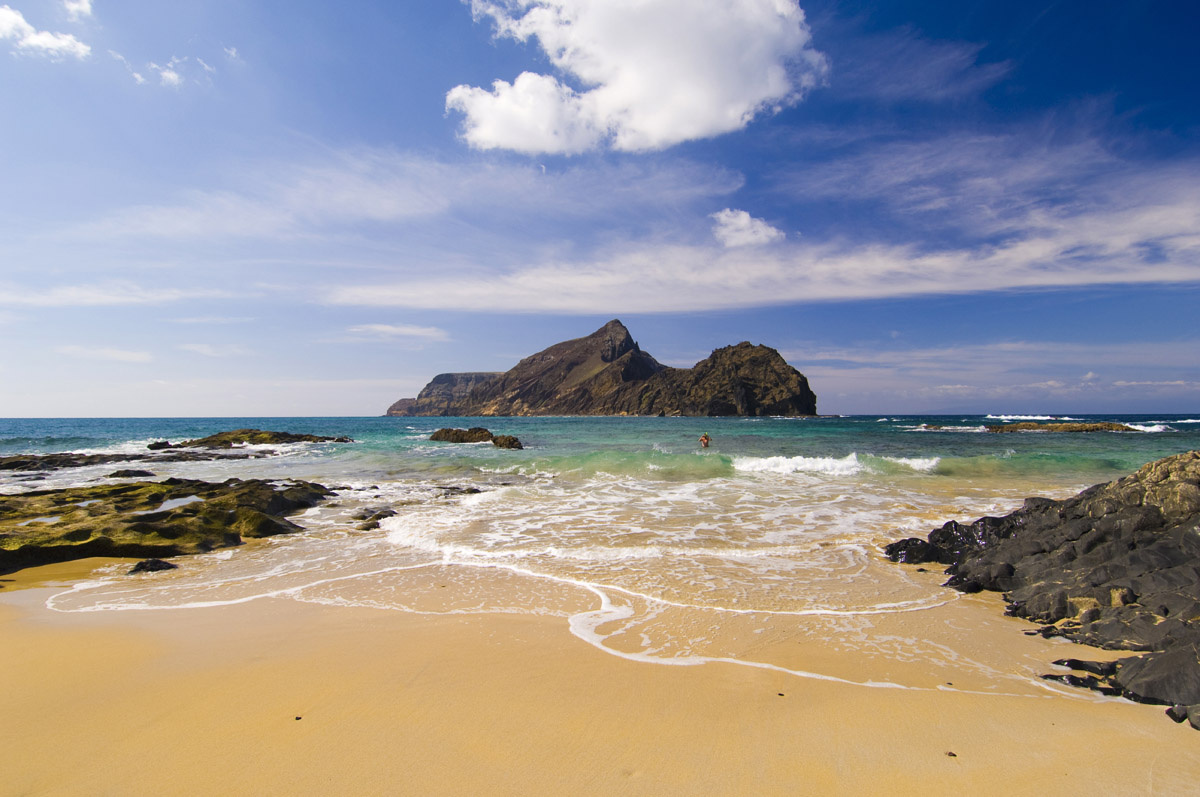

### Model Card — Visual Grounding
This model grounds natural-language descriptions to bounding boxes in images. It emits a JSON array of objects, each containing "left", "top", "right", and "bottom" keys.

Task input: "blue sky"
[{"left": 2, "top": 0, "right": 1198, "bottom": 417}]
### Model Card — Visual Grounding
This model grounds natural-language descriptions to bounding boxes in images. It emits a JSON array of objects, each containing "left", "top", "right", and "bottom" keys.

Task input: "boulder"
[
  {"left": 429, "top": 428, "right": 524, "bottom": 449},
  {"left": 430, "top": 427, "right": 496, "bottom": 444},
  {"left": 128, "top": 558, "right": 179, "bottom": 574}
]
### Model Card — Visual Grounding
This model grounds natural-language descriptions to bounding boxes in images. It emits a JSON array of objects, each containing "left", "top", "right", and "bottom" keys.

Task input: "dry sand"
[{"left": 2, "top": 559, "right": 1198, "bottom": 796}]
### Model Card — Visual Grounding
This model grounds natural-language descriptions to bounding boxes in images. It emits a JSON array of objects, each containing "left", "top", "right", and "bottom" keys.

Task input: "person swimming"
[{"left": 699, "top": 433, "right": 711, "bottom": 448}]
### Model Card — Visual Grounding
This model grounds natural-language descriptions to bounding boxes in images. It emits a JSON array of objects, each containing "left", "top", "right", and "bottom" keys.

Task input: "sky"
[{"left": 1, "top": 0, "right": 1199, "bottom": 417}]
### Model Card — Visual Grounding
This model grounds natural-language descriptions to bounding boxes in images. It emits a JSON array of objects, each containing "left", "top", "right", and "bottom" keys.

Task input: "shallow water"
[{"left": 6, "top": 414, "right": 1199, "bottom": 692}]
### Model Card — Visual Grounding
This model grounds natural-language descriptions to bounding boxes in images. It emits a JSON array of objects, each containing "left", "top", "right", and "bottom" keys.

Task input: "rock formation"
[
  {"left": 986, "top": 422, "right": 1136, "bottom": 433},
  {"left": 0, "top": 477, "right": 333, "bottom": 574},
  {"left": 885, "top": 450, "right": 1200, "bottom": 722},
  {"left": 386, "top": 320, "right": 816, "bottom": 417},
  {"left": 429, "top": 427, "right": 524, "bottom": 449}
]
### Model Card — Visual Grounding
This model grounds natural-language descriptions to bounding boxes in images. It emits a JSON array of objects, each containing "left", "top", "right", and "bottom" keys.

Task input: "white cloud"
[
  {"left": 325, "top": 170, "right": 1200, "bottom": 311},
  {"left": 57, "top": 345, "right": 152, "bottom": 363},
  {"left": 834, "top": 29, "right": 1010, "bottom": 102},
  {"left": 178, "top": 343, "right": 250, "bottom": 358},
  {"left": 347, "top": 324, "right": 450, "bottom": 342},
  {"left": 710, "top": 208, "right": 785, "bottom": 247},
  {"left": 63, "top": 0, "right": 91, "bottom": 21},
  {"left": 78, "top": 151, "right": 740, "bottom": 242},
  {"left": 0, "top": 4, "right": 90, "bottom": 59},
  {"left": 447, "top": 0, "right": 828, "bottom": 153},
  {"left": 0, "top": 282, "right": 226, "bottom": 307},
  {"left": 109, "top": 50, "right": 146, "bottom": 84},
  {"left": 149, "top": 59, "right": 183, "bottom": 87}
]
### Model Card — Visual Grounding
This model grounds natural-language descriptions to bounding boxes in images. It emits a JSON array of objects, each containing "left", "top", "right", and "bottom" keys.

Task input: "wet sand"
[{"left": 2, "top": 560, "right": 1198, "bottom": 796}]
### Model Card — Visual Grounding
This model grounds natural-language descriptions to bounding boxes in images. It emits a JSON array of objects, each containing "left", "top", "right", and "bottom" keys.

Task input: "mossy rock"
[
  {"left": 0, "top": 477, "right": 333, "bottom": 574},
  {"left": 156, "top": 428, "right": 353, "bottom": 449}
]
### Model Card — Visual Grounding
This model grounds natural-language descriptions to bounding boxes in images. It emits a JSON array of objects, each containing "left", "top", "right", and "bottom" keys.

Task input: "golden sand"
[{"left": 2, "top": 560, "right": 1198, "bottom": 796}]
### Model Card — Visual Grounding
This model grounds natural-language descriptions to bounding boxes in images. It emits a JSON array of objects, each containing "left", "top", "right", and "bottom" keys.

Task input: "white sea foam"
[
  {"left": 985, "top": 414, "right": 1079, "bottom": 421},
  {"left": 732, "top": 453, "right": 862, "bottom": 475},
  {"left": 1125, "top": 423, "right": 1173, "bottom": 433}
]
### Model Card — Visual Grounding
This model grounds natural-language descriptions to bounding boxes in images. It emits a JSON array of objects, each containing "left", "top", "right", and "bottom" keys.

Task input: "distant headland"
[{"left": 386, "top": 319, "right": 817, "bottom": 417}]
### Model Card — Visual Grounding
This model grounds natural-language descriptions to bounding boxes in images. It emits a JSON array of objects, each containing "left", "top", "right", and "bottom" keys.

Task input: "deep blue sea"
[{"left": 4, "top": 413, "right": 1198, "bottom": 692}]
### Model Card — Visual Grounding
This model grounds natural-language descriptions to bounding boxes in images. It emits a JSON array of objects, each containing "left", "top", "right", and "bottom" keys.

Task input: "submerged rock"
[
  {"left": 0, "top": 477, "right": 333, "bottom": 575},
  {"left": 985, "top": 422, "right": 1137, "bottom": 433},
  {"left": 885, "top": 450, "right": 1200, "bottom": 721}
]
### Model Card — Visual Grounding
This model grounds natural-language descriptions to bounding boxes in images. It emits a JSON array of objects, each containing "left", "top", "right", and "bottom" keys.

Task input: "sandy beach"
[{"left": 3, "top": 559, "right": 1198, "bottom": 797}]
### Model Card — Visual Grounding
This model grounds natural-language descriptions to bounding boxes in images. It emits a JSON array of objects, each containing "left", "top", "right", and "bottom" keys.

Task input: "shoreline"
[{"left": 4, "top": 560, "right": 1199, "bottom": 795}]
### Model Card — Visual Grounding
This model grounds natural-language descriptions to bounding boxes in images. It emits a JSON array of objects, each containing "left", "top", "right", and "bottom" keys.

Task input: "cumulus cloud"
[
  {"left": 0, "top": 4, "right": 90, "bottom": 59},
  {"left": 710, "top": 208, "right": 785, "bottom": 247},
  {"left": 57, "top": 345, "right": 152, "bottom": 363},
  {"left": 446, "top": 0, "right": 828, "bottom": 153}
]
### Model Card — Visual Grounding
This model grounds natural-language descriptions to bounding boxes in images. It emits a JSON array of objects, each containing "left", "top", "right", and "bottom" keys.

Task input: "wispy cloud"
[
  {"left": 447, "top": 0, "right": 828, "bottom": 153},
  {"left": 57, "top": 345, "right": 152, "bottom": 363},
  {"left": 178, "top": 343, "right": 250, "bottom": 358},
  {"left": 75, "top": 151, "right": 741, "bottom": 243},
  {"left": 0, "top": 282, "right": 227, "bottom": 307},
  {"left": 788, "top": 339, "right": 1200, "bottom": 412},
  {"left": 831, "top": 27, "right": 1010, "bottom": 102},
  {"left": 0, "top": 4, "right": 90, "bottom": 59},
  {"left": 346, "top": 323, "right": 450, "bottom": 342},
  {"left": 169, "top": 316, "right": 254, "bottom": 325}
]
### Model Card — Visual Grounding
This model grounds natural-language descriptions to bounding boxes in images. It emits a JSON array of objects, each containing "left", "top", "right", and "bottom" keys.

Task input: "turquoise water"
[{"left": 4, "top": 414, "right": 1198, "bottom": 692}]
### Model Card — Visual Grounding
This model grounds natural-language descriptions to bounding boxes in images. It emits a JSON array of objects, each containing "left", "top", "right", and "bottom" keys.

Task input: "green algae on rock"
[
  {"left": 0, "top": 477, "right": 333, "bottom": 575},
  {"left": 986, "top": 422, "right": 1137, "bottom": 433},
  {"left": 151, "top": 428, "right": 354, "bottom": 449}
]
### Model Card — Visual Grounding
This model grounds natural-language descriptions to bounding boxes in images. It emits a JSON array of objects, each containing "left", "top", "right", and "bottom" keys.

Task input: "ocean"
[{"left": 4, "top": 414, "right": 1199, "bottom": 693}]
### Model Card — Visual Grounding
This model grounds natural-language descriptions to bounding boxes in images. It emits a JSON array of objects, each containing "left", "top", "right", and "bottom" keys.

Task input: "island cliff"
[{"left": 385, "top": 320, "right": 817, "bottom": 417}]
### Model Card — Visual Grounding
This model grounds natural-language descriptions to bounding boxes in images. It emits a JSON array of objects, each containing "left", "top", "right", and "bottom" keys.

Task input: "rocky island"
[{"left": 386, "top": 319, "right": 816, "bottom": 417}]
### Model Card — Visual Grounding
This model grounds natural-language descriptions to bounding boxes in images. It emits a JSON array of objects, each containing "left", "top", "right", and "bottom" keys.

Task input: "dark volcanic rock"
[
  {"left": 1, "top": 452, "right": 146, "bottom": 472},
  {"left": 109, "top": 469, "right": 156, "bottom": 478},
  {"left": 430, "top": 427, "right": 496, "bottom": 443},
  {"left": 128, "top": 558, "right": 179, "bottom": 574},
  {"left": 0, "top": 477, "right": 333, "bottom": 575},
  {"left": 886, "top": 450, "right": 1200, "bottom": 718},
  {"left": 386, "top": 320, "right": 816, "bottom": 417},
  {"left": 430, "top": 428, "right": 523, "bottom": 449}
]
